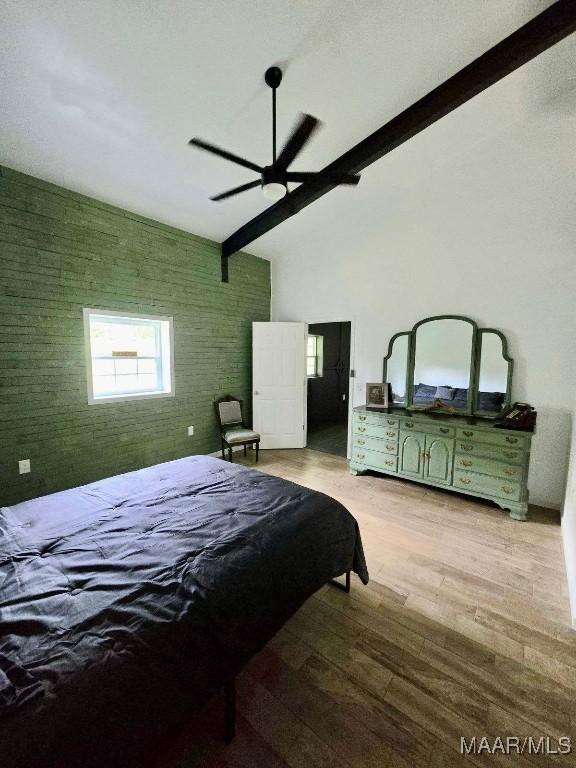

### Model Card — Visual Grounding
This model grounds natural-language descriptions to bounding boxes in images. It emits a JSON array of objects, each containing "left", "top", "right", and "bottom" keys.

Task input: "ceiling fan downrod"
[{"left": 264, "top": 66, "right": 283, "bottom": 165}]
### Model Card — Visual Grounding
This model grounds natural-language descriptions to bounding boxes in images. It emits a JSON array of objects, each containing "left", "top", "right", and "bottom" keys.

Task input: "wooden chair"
[{"left": 215, "top": 396, "right": 260, "bottom": 463}]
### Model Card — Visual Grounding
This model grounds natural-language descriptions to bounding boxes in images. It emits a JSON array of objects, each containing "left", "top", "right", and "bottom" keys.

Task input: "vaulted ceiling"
[{"left": 1, "top": 0, "right": 573, "bottom": 261}]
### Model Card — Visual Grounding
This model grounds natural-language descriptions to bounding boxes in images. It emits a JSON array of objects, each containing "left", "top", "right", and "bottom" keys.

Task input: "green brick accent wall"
[{"left": 0, "top": 165, "right": 270, "bottom": 506}]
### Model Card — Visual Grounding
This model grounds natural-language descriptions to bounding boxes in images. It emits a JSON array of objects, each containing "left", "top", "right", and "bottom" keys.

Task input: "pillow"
[
  {"left": 414, "top": 384, "right": 436, "bottom": 400},
  {"left": 435, "top": 386, "right": 455, "bottom": 401}
]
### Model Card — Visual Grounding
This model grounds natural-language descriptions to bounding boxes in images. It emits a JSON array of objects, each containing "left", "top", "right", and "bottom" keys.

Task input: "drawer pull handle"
[
  {"left": 358, "top": 427, "right": 366, "bottom": 433},
  {"left": 463, "top": 430, "right": 473, "bottom": 437},
  {"left": 461, "top": 444, "right": 473, "bottom": 452},
  {"left": 503, "top": 468, "right": 516, "bottom": 476},
  {"left": 386, "top": 431, "right": 396, "bottom": 437},
  {"left": 459, "top": 478, "right": 472, "bottom": 485},
  {"left": 459, "top": 459, "right": 472, "bottom": 467},
  {"left": 357, "top": 439, "right": 365, "bottom": 445},
  {"left": 386, "top": 444, "right": 395, "bottom": 451},
  {"left": 503, "top": 451, "right": 517, "bottom": 459},
  {"left": 387, "top": 419, "right": 395, "bottom": 425},
  {"left": 385, "top": 460, "right": 394, "bottom": 467},
  {"left": 405, "top": 422, "right": 414, "bottom": 428},
  {"left": 440, "top": 428, "right": 450, "bottom": 434},
  {"left": 501, "top": 485, "right": 514, "bottom": 494},
  {"left": 356, "top": 453, "right": 365, "bottom": 460},
  {"left": 359, "top": 416, "right": 367, "bottom": 421},
  {"left": 505, "top": 437, "right": 518, "bottom": 444}
]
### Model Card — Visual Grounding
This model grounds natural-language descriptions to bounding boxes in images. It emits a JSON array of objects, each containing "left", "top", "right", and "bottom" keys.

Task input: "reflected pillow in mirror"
[{"left": 435, "top": 386, "right": 455, "bottom": 400}]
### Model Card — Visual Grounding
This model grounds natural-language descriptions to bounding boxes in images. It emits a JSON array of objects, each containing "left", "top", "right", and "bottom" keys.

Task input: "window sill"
[{"left": 88, "top": 390, "right": 175, "bottom": 405}]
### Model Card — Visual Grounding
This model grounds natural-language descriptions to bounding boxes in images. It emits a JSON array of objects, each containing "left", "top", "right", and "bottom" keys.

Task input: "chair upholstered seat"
[{"left": 224, "top": 427, "right": 260, "bottom": 445}]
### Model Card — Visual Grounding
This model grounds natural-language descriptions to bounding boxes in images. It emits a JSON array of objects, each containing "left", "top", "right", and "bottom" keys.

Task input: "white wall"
[
  {"left": 562, "top": 411, "right": 576, "bottom": 625},
  {"left": 271, "top": 98, "right": 575, "bottom": 509}
]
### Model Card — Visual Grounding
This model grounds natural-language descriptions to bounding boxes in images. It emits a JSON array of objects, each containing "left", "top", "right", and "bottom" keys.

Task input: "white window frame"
[{"left": 83, "top": 308, "right": 175, "bottom": 405}]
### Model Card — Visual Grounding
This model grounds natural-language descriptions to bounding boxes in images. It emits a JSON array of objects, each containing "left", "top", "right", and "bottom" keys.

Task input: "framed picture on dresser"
[{"left": 366, "top": 382, "right": 390, "bottom": 410}]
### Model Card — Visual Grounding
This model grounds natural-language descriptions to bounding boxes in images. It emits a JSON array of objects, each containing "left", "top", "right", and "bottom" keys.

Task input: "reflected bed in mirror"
[{"left": 412, "top": 317, "right": 474, "bottom": 412}]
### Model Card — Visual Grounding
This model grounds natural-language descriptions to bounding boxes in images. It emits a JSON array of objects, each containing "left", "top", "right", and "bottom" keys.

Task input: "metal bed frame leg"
[
  {"left": 224, "top": 677, "right": 236, "bottom": 744},
  {"left": 329, "top": 570, "right": 351, "bottom": 593}
]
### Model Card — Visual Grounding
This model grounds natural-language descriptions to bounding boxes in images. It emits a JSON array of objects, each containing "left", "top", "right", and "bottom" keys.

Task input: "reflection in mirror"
[
  {"left": 413, "top": 319, "right": 473, "bottom": 410},
  {"left": 477, "top": 331, "right": 508, "bottom": 413},
  {"left": 387, "top": 334, "right": 409, "bottom": 404}
]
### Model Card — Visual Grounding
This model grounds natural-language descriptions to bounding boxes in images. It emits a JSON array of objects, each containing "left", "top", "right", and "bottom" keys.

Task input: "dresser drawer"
[
  {"left": 453, "top": 471, "right": 521, "bottom": 502},
  {"left": 455, "top": 441, "right": 525, "bottom": 464},
  {"left": 401, "top": 419, "right": 454, "bottom": 438},
  {"left": 354, "top": 412, "right": 399, "bottom": 427},
  {"left": 455, "top": 427, "right": 527, "bottom": 449},
  {"left": 353, "top": 434, "right": 398, "bottom": 454},
  {"left": 354, "top": 422, "right": 398, "bottom": 440},
  {"left": 454, "top": 454, "right": 524, "bottom": 481},
  {"left": 352, "top": 447, "right": 398, "bottom": 472}
]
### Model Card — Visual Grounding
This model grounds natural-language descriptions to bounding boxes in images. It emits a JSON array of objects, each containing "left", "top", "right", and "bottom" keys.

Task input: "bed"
[{"left": 0, "top": 455, "right": 368, "bottom": 766}]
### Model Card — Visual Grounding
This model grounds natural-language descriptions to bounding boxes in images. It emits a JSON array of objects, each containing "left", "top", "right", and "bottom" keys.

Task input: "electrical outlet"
[
  {"left": 187, "top": 426, "right": 194, "bottom": 437},
  {"left": 18, "top": 459, "right": 31, "bottom": 475}
]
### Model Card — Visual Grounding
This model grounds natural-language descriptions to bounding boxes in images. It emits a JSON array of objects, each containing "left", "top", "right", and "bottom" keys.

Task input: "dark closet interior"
[{"left": 306, "top": 321, "right": 351, "bottom": 457}]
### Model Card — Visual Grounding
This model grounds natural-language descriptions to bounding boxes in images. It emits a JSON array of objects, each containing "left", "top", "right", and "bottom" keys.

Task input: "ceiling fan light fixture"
[{"left": 261, "top": 181, "right": 287, "bottom": 201}]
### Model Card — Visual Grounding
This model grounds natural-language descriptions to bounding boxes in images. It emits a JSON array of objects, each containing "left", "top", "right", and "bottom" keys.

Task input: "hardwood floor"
[{"left": 160, "top": 449, "right": 575, "bottom": 768}]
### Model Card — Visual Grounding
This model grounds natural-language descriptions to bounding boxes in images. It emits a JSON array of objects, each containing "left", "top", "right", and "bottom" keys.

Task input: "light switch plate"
[
  {"left": 187, "top": 426, "right": 194, "bottom": 436},
  {"left": 18, "top": 459, "right": 31, "bottom": 475}
]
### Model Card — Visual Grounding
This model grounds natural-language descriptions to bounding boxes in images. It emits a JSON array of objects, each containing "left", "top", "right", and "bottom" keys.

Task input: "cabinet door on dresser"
[
  {"left": 399, "top": 431, "right": 425, "bottom": 478},
  {"left": 424, "top": 435, "right": 453, "bottom": 486}
]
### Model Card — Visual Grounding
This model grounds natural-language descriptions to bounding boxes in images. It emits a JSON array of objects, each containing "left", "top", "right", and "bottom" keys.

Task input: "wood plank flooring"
[{"left": 158, "top": 449, "right": 575, "bottom": 768}]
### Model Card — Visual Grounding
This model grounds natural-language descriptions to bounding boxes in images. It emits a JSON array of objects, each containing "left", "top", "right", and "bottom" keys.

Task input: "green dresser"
[{"left": 350, "top": 407, "right": 532, "bottom": 520}]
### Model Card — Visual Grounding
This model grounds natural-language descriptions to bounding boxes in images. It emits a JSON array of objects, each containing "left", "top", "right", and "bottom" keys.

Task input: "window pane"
[
  {"left": 137, "top": 374, "right": 157, "bottom": 390},
  {"left": 307, "top": 358, "right": 316, "bottom": 376},
  {"left": 114, "top": 358, "right": 138, "bottom": 375},
  {"left": 90, "top": 319, "right": 158, "bottom": 358},
  {"left": 137, "top": 359, "right": 156, "bottom": 375},
  {"left": 307, "top": 336, "right": 316, "bottom": 355},
  {"left": 93, "top": 358, "right": 114, "bottom": 376}
]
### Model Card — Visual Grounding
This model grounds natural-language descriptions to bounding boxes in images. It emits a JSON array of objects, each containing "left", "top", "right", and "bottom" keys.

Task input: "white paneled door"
[{"left": 252, "top": 322, "right": 307, "bottom": 449}]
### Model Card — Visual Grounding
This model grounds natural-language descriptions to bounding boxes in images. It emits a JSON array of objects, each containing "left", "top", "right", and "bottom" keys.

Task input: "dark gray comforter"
[{"left": 0, "top": 455, "right": 367, "bottom": 766}]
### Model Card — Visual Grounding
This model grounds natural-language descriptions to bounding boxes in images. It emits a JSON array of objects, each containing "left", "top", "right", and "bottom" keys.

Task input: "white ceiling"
[{"left": 1, "top": 0, "right": 573, "bottom": 261}]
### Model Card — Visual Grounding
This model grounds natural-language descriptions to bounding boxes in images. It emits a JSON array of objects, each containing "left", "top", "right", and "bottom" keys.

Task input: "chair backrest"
[{"left": 216, "top": 398, "right": 243, "bottom": 428}]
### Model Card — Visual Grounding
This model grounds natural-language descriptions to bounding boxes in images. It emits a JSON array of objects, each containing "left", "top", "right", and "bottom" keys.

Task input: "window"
[
  {"left": 307, "top": 334, "right": 323, "bottom": 378},
  {"left": 84, "top": 309, "right": 174, "bottom": 404}
]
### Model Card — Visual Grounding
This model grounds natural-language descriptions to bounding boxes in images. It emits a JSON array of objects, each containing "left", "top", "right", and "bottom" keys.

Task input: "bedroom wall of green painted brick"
[{"left": 0, "top": 165, "right": 270, "bottom": 506}]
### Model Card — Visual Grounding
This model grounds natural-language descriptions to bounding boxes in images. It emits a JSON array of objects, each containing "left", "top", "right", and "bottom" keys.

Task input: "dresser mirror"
[
  {"left": 386, "top": 332, "right": 409, "bottom": 405},
  {"left": 412, "top": 317, "right": 475, "bottom": 412},
  {"left": 383, "top": 315, "right": 513, "bottom": 417},
  {"left": 476, "top": 329, "right": 513, "bottom": 415}
]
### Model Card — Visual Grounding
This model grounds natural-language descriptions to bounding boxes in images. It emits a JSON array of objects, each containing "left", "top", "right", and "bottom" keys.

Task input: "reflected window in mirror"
[
  {"left": 386, "top": 333, "right": 409, "bottom": 405},
  {"left": 477, "top": 331, "right": 509, "bottom": 414},
  {"left": 412, "top": 319, "right": 473, "bottom": 410}
]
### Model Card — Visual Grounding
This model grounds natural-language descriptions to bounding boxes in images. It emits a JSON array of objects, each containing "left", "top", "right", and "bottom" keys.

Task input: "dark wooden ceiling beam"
[{"left": 221, "top": 0, "right": 576, "bottom": 276}]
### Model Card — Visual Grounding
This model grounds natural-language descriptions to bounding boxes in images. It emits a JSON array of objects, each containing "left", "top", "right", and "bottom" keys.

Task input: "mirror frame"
[{"left": 382, "top": 315, "right": 513, "bottom": 417}]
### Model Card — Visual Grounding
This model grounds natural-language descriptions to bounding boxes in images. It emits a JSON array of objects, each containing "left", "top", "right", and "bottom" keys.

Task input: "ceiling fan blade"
[
  {"left": 210, "top": 180, "right": 261, "bottom": 201},
  {"left": 286, "top": 172, "right": 361, "bottom": 185},
  {"left": 275, "top": 114, "right": 320, "bottom": 171},
  {"left": 189, "top": 138, "right": 263, "bottom": 173}
]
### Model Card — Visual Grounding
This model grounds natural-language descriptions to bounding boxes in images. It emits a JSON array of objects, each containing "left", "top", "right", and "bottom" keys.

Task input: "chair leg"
[
  {"left": 221, "top": 440, "right": 226, "bottom": 461},
  {"left": 255, "top": 442, "right": 259, "bottom": 463},
  {"left": 244, "top": 444, "right": 247, "bottom": 457},
  {"left": 228, "top": 446, "right": 233, "bottom": 462}
]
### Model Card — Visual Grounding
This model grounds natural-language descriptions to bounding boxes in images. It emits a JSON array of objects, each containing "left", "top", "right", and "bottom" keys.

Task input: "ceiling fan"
[{"left": 188, "top": 66, "right": 361, "bottom": 202}]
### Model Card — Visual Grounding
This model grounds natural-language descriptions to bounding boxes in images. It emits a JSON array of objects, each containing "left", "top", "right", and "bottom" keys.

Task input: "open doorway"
[{"left": 306, "top": 321, "right": 351, "bottom": 457}]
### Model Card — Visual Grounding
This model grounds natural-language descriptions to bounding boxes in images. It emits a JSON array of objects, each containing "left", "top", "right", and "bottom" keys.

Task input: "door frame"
[{"left": 303, "top": 316, "right": 356, "bottom": 459}]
